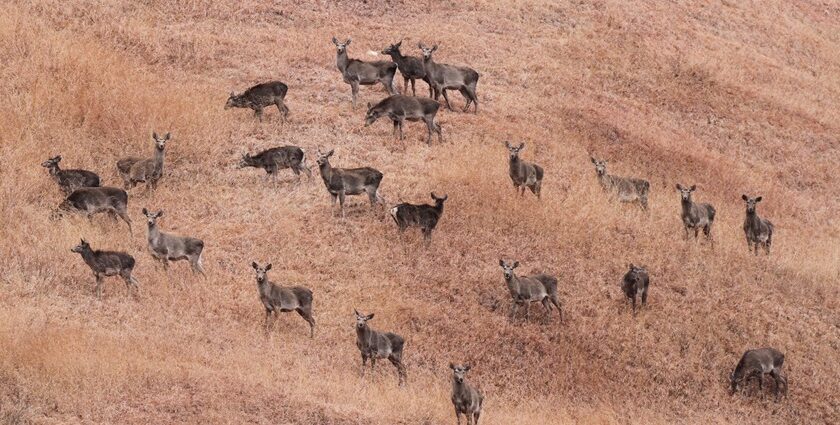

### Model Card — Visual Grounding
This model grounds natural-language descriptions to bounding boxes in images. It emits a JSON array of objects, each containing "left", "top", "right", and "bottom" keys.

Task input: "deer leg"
[
  {"left": 350, "top": 81, "right": 360, "bottom": 108},
  {"left": 389, "top": 354, "right": 406, "bottom": 386},
  {"left": 459, "top": 87, "right": 471, "bottom": 112},
  {"left": 474, "top": 411, "right": 480, "bottom": 425},
  {"left": 397, "top": 119, "right": 405, "bottom": 140},
  {"left": 410, "top": 78, "right": 417, "bottom": 96},
  {"left": 403, "top": 76, "right": 410, "bottom": 95},
  {"left": 631, "top": 296, "right": 637, "bottom": 316},
  {"left": 455, "top": 410, "right": 462, "bottom": 425},
  {"left": 551, "top": 295, "right": 563, "bottom": 322},
  {"left": 424, "top": 118, "right": 435, "bottom": 144},
  {"left": 296, "top": 307, "right": 315, "bottom": 338},
  {"left": 94, "top": 274, "right": 104, "bottom": 299},
  {"left": 191, "top": 255, "right": 206, "bottom": 277},
  {"left": 467, "top": 86, "right": 478, "bottom": 113},
  {"left": 254, "top": 107, "right": 264, "bottom": 122},
  {"left": 422, "top": 228, "right": 432, "bottom": 246},
  {"left": 360, "top": 353, "right": 368, "bottom": 377},
  {"left": 338, "top": 192, "right": 346, "bottom": 218},
  {"left": 441, "top": 89, "right": 454, "bottom": 111},
  {"left": 392, "top": 120, "right": 399, "bottom": 138},
  {"left": 525, "top": 302, "right": 531, "bottom": 321}
]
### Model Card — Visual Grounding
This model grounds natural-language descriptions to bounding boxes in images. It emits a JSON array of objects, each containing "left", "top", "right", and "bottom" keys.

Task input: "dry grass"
[{"left": 1, "top": 0, "right": 839, "bottom": 423}]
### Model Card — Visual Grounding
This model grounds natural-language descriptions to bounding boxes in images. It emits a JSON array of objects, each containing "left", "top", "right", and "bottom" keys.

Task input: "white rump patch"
[{"left": 366, "top": 50, "right": 379, "bottom": 56}]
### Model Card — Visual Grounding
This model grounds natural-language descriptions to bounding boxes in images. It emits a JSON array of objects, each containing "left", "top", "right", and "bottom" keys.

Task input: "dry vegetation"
[{"left": 1, "top": 0, "right": 839, "bottom": 423}]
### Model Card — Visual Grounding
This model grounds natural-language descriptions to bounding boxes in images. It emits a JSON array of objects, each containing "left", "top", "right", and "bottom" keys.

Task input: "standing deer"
[
  {"left": 676, "top": 184, "right": 716, "bottom": 241},
  {"left": 730, "top": 348, "right": 787, "bottom": 399},
  {"left": 332, "top": 37, "right": 397, "bottom": 108},
  {"left": 590, "top": 157, "right": 650, "bottom": 210},
  {"left": 498, "top": 260, "right": 563, "bottom": 322},
  {"left": 52, "top": 187, "right": 133, "bottom": 234},
  {"left": 117, "top": 132, "right": 171, "bottom": 191},
  {"left": 621, "top": 263, "right": 650, "bottom": 316},
  {"left": 505, "top": 142, "right": 543, "bottom": 198},
  {"left": 449, "top": 363, "right": 483, "bottom": 425},
  {"left": 251, "top": 262, "right": 315, "bottom": 338},
  {"left": 41, "top": 155, "right": 100, "bottom": 195},
  {"left": 315, "top": 149, "right": 384, "bottom": 218},
  {"left": 71, "top": 239, "right": 139, "bottom": 299},
  {"left": 142, "top": 209, "right": 205, "bottom": 276},
  {"left": 364, "top": 95, "right": 442, "bottom": 144},
  {"left": 418, "top": 43, "right": 479, "bottom": 113},
  {"left": 381, "top": 40, "right": 431, "bottom": 97},
  {"left": 238, "top": 146, "right": 311, "bottom": 182},
  {"left": 390, "top": 193, "right": 447, "bottom": 244},
  {"left": 354, "top": 309, "right": 406, "bottom": 386},
  {"left": 741, "top": 194, "right": 774, "bottom": 255},
  {"left": 225, "top": 81, "right": 289, "bottom": 122}
]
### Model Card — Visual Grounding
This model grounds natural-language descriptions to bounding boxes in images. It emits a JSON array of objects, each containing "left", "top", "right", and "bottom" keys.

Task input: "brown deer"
[
  {"left": 621, "top": 263, "right": 649, "bottom": 316},
  {"left": 590, "top": 157, "right": 649, "bottom": 210},
  {"left": 364, "top": 95, "right": 442, "bottom": 144},
  {"left": 238, "top": 146, "right": 311, "bottom": 182},
  {"left": 449, "top": 363, "right": 483, "bottom": 425},
  {"left": 251, "top": 262, "right": 315, "bottom": 338},
  {"left": 730, "top": 348, "right": 787, "bottom": 399},
  {"left": 498, "top": 260, "right": 563, "bottom": 322},
  {"left": 505, "top": 142, "right": 543, "bottom": 198},
  {"left": 389, "top": 193, "right": 447, "bottom": 244},
  {"left": 41, "top": 155, "right": 100, "bottom": 195},
  {"left": 142, "top": 209, "right": 205, "bottom": 277},
  {"left": 741, "top": 195, "right": 774, "bottom": 255},
  {"left": 418, "top": 43, "right": 479, "bottom": 113},
  {"left": 354, "top": 309, "right": 406, "bottom": 386},
  {"left": 381, "top": 40, "right": 431, "bottom": 97},
  {"left": 52, "top": 187, "right": 133, "bottom": 234},
  {"left": 333, "top": 37, "right": 397, "bottom": 108},
  {"left": 225, "top": 81, "right": 289, "bottom": 122},
  {"left": 315, "top": 149, "right": 384, "bottom": 218},
  {"left": 117, "top": 132, "right": 171, "bottom": 191},
  {"left": 71, "top": 239, "right": 139, "bottom": 299},
  {"left": 676, "top": 184, "right": 716, "bottom": 241}
]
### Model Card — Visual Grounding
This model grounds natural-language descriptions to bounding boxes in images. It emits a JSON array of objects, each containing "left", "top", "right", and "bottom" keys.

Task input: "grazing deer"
[
  {"left": 71, "top": 239, "right": 139, "bottom": 299},
  {"left": 730, "top": 348, "right": 787, "bottom": 399},
  {"left": 590, "top": 157, "right": 650, "bottom": 210},
  {"left": 117, "top": 132, "right": 171, "bottom": 191},
  {"left": 354, "top": 309, "right": 406, "bottom": 386},
  {"left": 381, "top": 40, "right": 431, "bottom": 97},
  {"left": 332, "top": 37, "right": 397, "bottom": 108},
  {"left": 315, "top": 149, "right": 384, "bottom": 218},
  {"left": 142, "top": 209, "right": 205, "bottom": 276},
  {"left": 364, "top": 95, "right": 442, "bottom": 144},
  {"left": 225, "top": 81, "right": 289, "bottom": 122},
  {"left": 498, "top": 260, "right": 563, "bottom": 322},
  {"left": 390, "top": 193, "right": 447, "bottom": 244},
  {"left": 239, "top": 146, "right": 311, "bottom": 182},
  {"left": 505, "top": 142, "right": 543, "bottom": 198},
  {"left": 741, "top": 195, "right": 774, "bottom": 255},
  {"left": 52, "top": 187, "right": 132, "bottom": 234},
  {"left": 676, "top": 184, "right": 716, "bottom": 241},
  {"left": 41, "top": 155, "right": 100, "bottom": 195},
  {"left": 621, "top": 263, "right": 649, "bottom": 316},
  {"left": 418, "top": 43, "right": 479, "bottom": 113},
  {"left": 251, "top": 262, "right": 315, "bottom": 338},
  {"left": 449, "top": 363, "right": 483, "bottom": 425}
]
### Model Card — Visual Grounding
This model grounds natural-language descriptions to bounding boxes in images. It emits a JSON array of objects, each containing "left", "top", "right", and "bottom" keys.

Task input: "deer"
[
  {"left": 70, "top": 239, "right": 139, "bottom": 299},
  {"left": 117, "top": 132, "right": 171, "bottom": 191},
  {"left": 238, "top": 146, "right": 311, "bottom": 182},
  {"left": 381, "top": 40, "right": 431, "bottom": 97},
  {"left": 621, "top": 263, "right": 649, "bottom": 316},
  {"left": 449, "top": 363, "right": 484, "bottom": 425},
  {"left": 364, "top": 95, "right": 442, "bottom": 144},
  {"left": 498, "top": 260, "right": 563, "bottom": 322},
  {"left": 741, "top": 194, "right": 774, "bottom": 255},
  {"left": 225, "top": 81, "right": 289, "bottom": 122},
  {"left": 590, "top": 157, "right": 650, "bottom": 210},
  {"left": 676, "top": 184, "right": 716, "bottom": 241},
  {"left": 41, "top": 155, "right": 101, "bottom": 195},
  {"left": 52, "top": 187, "right": 133, "bottom": 234},
  {"left": 250, "top": 262, "right": 315, "bottom": 338},
  {"left": 730, "top": 348, "right": 787, "bottom": 399},
  {"left": 418, "top": 43, "right": 479, "bottom": 113},
  {"left": 332, "top": 37, "right": 397, "bottom": 108},
  {"left": 141, "top": 209, "right": 205, "bottom": 277},
  {"left": 505, "top": 142, "right": 543, "bottom": 198},
  {"left": 390, "top": 193, "right": 447, "bottom": 244},
  {"left": 315, "top": 149, "right": 384, "bottom": 218},
  {"left": 354, "top": 309, "right": 406, "bottom": 386}
]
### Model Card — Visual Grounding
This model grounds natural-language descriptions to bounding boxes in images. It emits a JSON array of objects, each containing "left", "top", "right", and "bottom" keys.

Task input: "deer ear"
[
  {"left": 499, "top": 259, "right": 505, "bottom": 266},
  {"left": 449, "top": 363, "right": 456, "bottom": 370},
  {"left": 417, "top": 42, "right": 423, "bottom": 49},
  {"left": 675, "top": 184, "right": 682, "bottom": 191},
  {"left": 441, "top": 194, "right": 448, "bottom": 201},
  {"left": 590, "top": 157, "right": 597, "bottom": 164},
  {"left": 156, "top": 210, "right": 164, "bottom": 218},
  {"left": 518, "top": 143, "right": 525, "bottom": 150},
  {"left": 326, "top": 149, "right": 334, "bottom": 157},
  {"left": 251, "top": 261, "right": 258, "bottom": 270},
  {"left": 230, "top": 91, "right": 235, "bottom": 97},
  {"left": 690, "top": 185, "right": 696, "bottom": 191},
  {"left": 741, "top": 194, "right": 748, "bottom": 201},
  {"left": 513, "top": 261, "right": 519, "bottom": 268},
  {"left": 504, "top": 141, "right": 511, "bottom": 149},
  {"left": 331, "top": 36, "right": 338, "bottom": 45},
  {"left": 367, "top": 102, "right": 372, "bottom": 109},
  {"left": 142, "top": 208, "right": 148, "bottom": 215},
  {"left": 152, "top": 132, "right": 158, "bottom": 140},
  {"left": 430, "top": 192, "right": 436, "bottom": 199},
  {"left": 353, "top": 308, "right": 360, "bottom": 317},
  {"left": 464, "top": 364, "right": 471, "bottom": 371},
  {"left": 164, "top": 132, "right": 171, "bottom": 140},
  {"left": 345, "top": 38, "right": 351, "bottom": 45},
  {"left": 55, "top": 155, "right": 62, "bottom": 161},
  {"left": 755, "top": 196, "right": 762, "bottom": 202},
  {"left": 432, "top": 44, "right": 438, "bottom": 52},
  {"left": 366, "top": 313, "right": 374, "bottom": 320},
  {"left": 396, "top": 40, "right": 402, "bottom": 47},
  {"left": 629, "top": 263, "right": 635, "bottom": 269},
  {"left": 265, "top": 263, "right": 272, "bottom": 271}
]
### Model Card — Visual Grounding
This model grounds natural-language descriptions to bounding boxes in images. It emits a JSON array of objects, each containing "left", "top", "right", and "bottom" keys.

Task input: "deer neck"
[
  {"left": 505, "top": 273, "right": 519, "bottom": 294},
  {"left": 318, "top": 161, "right": 333, "bottom": 183},
  {"left": 147, "top": 222, "right": 161, "bottom": 242},
  {"left": 48, "top": 164, "right": 61, "bottom": 177},
  {"left": 79, "top": 248, "right": 97, "bottom": 268},
  {"left": 680, "top": 198, "right": 693, "bottom": 213},
  {"left": 509, "top": 156, "right": 522, "bottom": 174},
  {"left": 452, "top": 378, "right": 468, "bottom": 395},
  {"left": 422, "top": 55, "right": 434, "bottom": 71},
  {"left": 153, "top": 147, "right": 165, "bottom": 172},
  {"left": 355, "top": 324, "right": 372, "bottom": 345},
  {"left": 336, "top": 51, "right": 349, "bottom": 73},
  {"left": 597, "top": 172, "right": 612, "bottom": 189}
]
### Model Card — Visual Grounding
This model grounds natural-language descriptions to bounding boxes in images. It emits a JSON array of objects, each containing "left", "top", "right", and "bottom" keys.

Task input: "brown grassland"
[{"left": 1, "top": 0, "right": 839, "bottom": 423}]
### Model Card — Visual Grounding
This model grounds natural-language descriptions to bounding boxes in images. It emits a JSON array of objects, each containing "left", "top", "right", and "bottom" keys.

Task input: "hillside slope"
[{"left": 1, "top": 1, "right": 838, "bottom": 424}]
